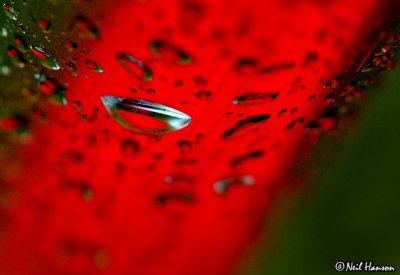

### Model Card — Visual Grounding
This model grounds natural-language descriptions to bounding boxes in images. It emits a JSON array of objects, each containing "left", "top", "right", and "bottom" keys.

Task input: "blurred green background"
[{"left": 238, "top": 67, "right": 400, "bottom": 274}]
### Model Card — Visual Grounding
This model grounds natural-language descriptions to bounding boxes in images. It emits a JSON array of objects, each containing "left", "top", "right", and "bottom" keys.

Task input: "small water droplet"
[
  {"left": 35, "top": 74, "right": 67, "bottom": 104},
  {"left": 149, "top": 39, "right": 191, "bottom": 64},
  {"left": 177, "top": 140, "right": 191, "bottom": 154},
  {"left": 116, "top": 53, "right": 152, "bottom": 81},
  {"left": 233, "top": 92, "right": 278, "bottom": 105},
  {"left": 101, "top": 96, "right": 192, "bottom": 134},
  {"left": 3, "top": 3, "right": 18, "bottom": 20},
  {"left": 14, "top": 34, "right": 28, "bottom": 52},
  {"left": 68, "top": 62, "right": 77, "bottom": 76},
  {"left": 39, "top": 19, "right": 51, "bottom": 33},
  {"left": 213, "top": 175, "right": 255, "bottom": 194},
  {"left": 85, "top": 59, "right": 103, "bottom": 73},
  {"left": 194, "top": 90, "right": 211, "bottom": 99},
  {"left": 30, "top": 46, "right": 60, "bottom": 70},
  {"left": 7, "top": 46, "right": 26, "bottom": 68},
  {"left": 221, "top": 114, "right": 270, "bottom": 138},
  {"left": 66, "top": 41, "right": 78, "bottom": 51},
  {"left": 71, "top": 15, "right": 99, "bottom": 39},
  {"left": 231, "top": 150, "right": 264, "bottom": 166},
  {"left": 120, "top": 138, "right": 139, "bottom": 156},
  {"left": 155, "top": 192, "right": 194, "bottom": 205}
]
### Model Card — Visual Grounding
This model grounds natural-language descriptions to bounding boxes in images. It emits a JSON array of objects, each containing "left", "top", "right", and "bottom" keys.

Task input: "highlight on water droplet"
[
  {"left": 101, "top": 96, "right": 192, "bottom": 134},
  {"left": 3, "top": 3, "right": 18, "bottom": 20},
  {"left": 85, "top": 59, "right": 103, "bottom": 73},
  {"left": 213, "top": 175, "right": 255, "bottom": 194},
  {"left": 116, "top": 52, "right": 152, "bottom": 81},
  {"left": 233, "top": 92, "right": 278, "bottom": 105},
  {"left": 30, "top": 46, "right": 60, "bottom": 70}
]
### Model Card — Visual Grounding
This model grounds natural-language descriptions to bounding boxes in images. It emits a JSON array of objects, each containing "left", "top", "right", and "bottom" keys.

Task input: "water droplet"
[
  {"left": 213, "top": 175, "right": 255, "bottom": 194},
  {"left": 3, "top": 3, "right": 18, "bottom": 20},
  {"left": 85, "top": 59, "right": 103, "bottom": 73},
  {"left": 259, "top": 62, "right": 294, "bottom": 74},
  {"left": 149, "top": 39, "right": 191, "bottom": 64},
  {"left": 39, "top": 19, "right": 51, "bottom": 33},
  {"left": 231, "top": 150, "right": 264, "bottom": 166},
  {"left": 35, "top": 74, "right": 67, "bottom": 104},
  {"left": 66, "top": 41, "right": 78, "bottom": 52},
  {"left": 221, "top": 114, "right": 270, "bottom": 138},
  {"left": 68, "top": 62, "right": 77, "bottom": 76},
  {"left": 101, "top": 96, "right": 192, "bottom": 134},
  {"left": 177, "top": 140, "right": 191, "bottom": 154},
  {"left": 71, "top": 100, "right": 82, "bottom": 110},
  {"left": 14, "top": 34, "right": 28, "bottom": 52},
  {"left": 116, "top": 53, "right": 152, "bottom": 81},
  {"left": 234, "top": 57, "right": 258, "bottom": 74},
  {"left": 145, "top": 88, "right": 155, "bottom": 94},
  {"left": 194, "top": 90, "right": 211, "bottom": 99},
  {"left": 7, "top": 46, "right": 26, "bottom": 68},
  {"left": 71, "top": 15, "right": 99, "bottom": 39},
  {"left": 155, "top": 191, "right": 194, "bottom": 205},
  {"left": 233, "top": 92, "right": 278, "bottom": 105},
  {"left": 278, "top": 108, "right": 287, "bottom": 117},
  {"left": 30, "top": 46, "right": 60, "bottom": 70},
  {"left": 120, "top": 138, "right": 139, "bottom": 156},
  {"left": 193, "top": 76, "right": 207, "bottom": 86},
  {"left": 286, "top": 117, "right": 304, "bottom": 129}
]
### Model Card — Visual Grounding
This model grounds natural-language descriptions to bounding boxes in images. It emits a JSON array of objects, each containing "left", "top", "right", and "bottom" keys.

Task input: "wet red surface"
[{"left": 0, "top": 0, "right": 397, "bottom": 274}]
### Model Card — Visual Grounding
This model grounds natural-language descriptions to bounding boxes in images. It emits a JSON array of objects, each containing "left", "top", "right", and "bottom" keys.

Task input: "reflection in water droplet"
[
  {"left": 3, "top": 4, "right": 18, "bottom": 20},
  {"left": 116, "top": 53, "right": 152, "bottom": 81},
  {"left": 213, "top": 175, "right": 255, "bottom": 194},
  {"left": 30, "top": 46, "right": 60, "bottom": 70},
  {"left": 149, "top": 39, "right": 191, "bottom": 64},
  {"left": 233, "top": 92, "right": 278, "bottom": 105},
  {"left": 85, "top": 59, "right": 103, "bottom": 73},
  {"left": 101, "top": 96, "right": 192, "bottom": 134}
]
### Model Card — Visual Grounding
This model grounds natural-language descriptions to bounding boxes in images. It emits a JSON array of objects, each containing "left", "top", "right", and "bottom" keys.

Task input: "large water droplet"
[
  {"left": 213, "top": 175, "right": 255, "bottom": 194},
  {"left": 116, "top": 53, "right": 152, "bottom": 81},
  {"left": 233, "top": 92, "right": 278, "bottom": 105},
  {"left": 101, "top": 96, "right": 192, "bottom": 134},
  {"left": 30, "top": 46, "right": 60, "bottom": 70}
]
